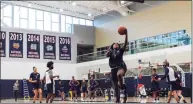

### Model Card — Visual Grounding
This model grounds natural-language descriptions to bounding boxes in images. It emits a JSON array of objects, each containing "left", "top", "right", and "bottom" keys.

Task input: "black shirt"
[
  {"left": 30, "top": 72, "right": 40, "bottom": 83},
  {"left": 108, "top": 48, "right": 124, "bottom": 68}
]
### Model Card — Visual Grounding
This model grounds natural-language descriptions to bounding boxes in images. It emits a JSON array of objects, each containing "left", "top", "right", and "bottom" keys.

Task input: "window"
[
  {"left": 51, "top": 13, "right": 59, "bottom": 22},
  {"left": 3, "top": 17, "right": 12, "bottom": 27},
  {"left": 52, "top": 22, "right": 59, "bottom": 32},
  {"left": 29, "top": 9, "right": 35, "bottom": 29},
  {"left": 36, "top": 10, "right": 43, "bottom": 20},
  {"left": 61, "top": 15, "right": 66, "bottom": 32},
  {"left": 44, "top": 12, "right": 51, "bottom": 31},
  {"left": 73, "top": 17, "right": 79, "bottom": 24},
  {"left": 66, "top": 16, "right": 72, "bottom": 24},
  {"left": 14, "top": 6, "right": 20, "bottom": 27},
  {"left": 79, "top": 19, "right": 85, "bottom": 25},
  {"left": 66, "top": 24, "right": 72, "bottom": 33},
  {"left": 20, "top": 19, "right": 28, "bottom": 28},
  {"left": 86, "top": 20, "right": 93, "bottom": 26},
  {"left": 20, "top": 7, "right": 28, "bottom": 19},
  {"left": 3, "top": 5, "right": 12, "bottom": 17},
  {"left": 36, "top": 21, "right": 43, "bottom": 30}
]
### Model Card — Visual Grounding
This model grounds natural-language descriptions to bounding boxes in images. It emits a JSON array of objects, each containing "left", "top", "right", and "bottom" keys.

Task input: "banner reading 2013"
[
  {"left": 43, "top": 35, "right": 56, "bottom": 59},
  {"left": 59, "top": 37, "right": 71, "bottom": 60},
  {"left": 27, "top": 34, "right": 40, "bottom": 59},
  {"left": 9, "top": 32, "right": 23, "bottom": 58},
  {"left": 0, "top": 31, "right": 6, "bottom": 57}
]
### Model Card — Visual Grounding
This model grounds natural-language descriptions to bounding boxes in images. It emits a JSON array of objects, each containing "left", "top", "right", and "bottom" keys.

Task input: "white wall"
[
  {"left": 75, "top": 45, "right": 191, "bottom": 79},
  {"left": 1, "top": 25, "right": 95, "bottom": 80}
]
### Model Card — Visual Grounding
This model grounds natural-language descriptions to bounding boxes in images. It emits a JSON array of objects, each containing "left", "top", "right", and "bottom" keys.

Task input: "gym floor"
[{"left": 1, "top": 97, "right": 191, "bottom": 103}]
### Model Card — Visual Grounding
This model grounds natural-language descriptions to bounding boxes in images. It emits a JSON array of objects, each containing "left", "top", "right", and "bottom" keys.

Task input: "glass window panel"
[
  {"left": 66, "top": 24, "right": 72, "bottom": 33},
  {"left": 52, "top": 22, "right": 59, "bottom": 32},
  {"left": 61, "top": 15, "right": 66, "bottom": 32},
  {"left": 79, "top": 19, "right": 85, "bottom": 25},
  {"left": 44, "top": 12, "right": 51, "bottom": 31},
  {"left": 3, "top": 5, "right": 12, "bottom": 17},
  {"left": 1, "top": 9, "right": 3, "bottom": 20},
  {"left": 36, "top": 21, "right": 43, "bottom": 30},
  {"left": 86, "top": 20, "right": 93, "bottom": 26},
  {"left": 20, "top": 19, "right": 28, "bottom": 28},
  {"left": 29, "top": 9, "right": 35, "bottom": 29},
  {"left": 36, "top": 10, "right": 43, "bottom": 20},
  {"left": 51, "top": 13, "right": 59, "bottom": 22},
  {"left": 14, "top": 6, "right": 20, "bottom": 27},
  {"left": 73, "top": 17, "right": 79, "bottom": 24},
  {"left": 3, "top": 17, "right": 12, "bottom": 27},
  {"left": 20, "top": 7, "right": 28, "bottom": 18},
  {"left": 66, "top": 16, "right": 72, "bottom": 24}
]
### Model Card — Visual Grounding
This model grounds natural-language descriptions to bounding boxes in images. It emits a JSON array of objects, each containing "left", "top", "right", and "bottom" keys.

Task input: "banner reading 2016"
[
  {"left": 59, "top": 37, "right": 71, "bottom": 60},
  {"left": 9, "top": 32, "right": 23, "bottom": 58},
  {"left": 0, "top": 31, "right": 6, "bottom": 57},
  {"left": 43, "top": 35, "right": 56, "bottom": 59},
  {"left": 27, "top": 34, "right": 40, "bottom": 59}
]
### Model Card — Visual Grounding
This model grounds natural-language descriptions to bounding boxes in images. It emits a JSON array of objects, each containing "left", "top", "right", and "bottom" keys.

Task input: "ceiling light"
[
  {"left": 120, "top": 1, "right": 125, "bottom": 4},
  {"left": 122, "top": 12, "right": 128, "bottom": 16},
  {"left": 88, "top": 13, "right": 92, "bottom": 17},
  {"left": 103, "top": 7, "right": 107, "bottom": 12},
  {"left": 60, "top": 9, "right": 63, "bottom": 12},
  {"left": 72, "top": 2, "right": 76, "bottom": 6},
  {"left": 28, "top": 4, "right": 31, "bottom": 7}
]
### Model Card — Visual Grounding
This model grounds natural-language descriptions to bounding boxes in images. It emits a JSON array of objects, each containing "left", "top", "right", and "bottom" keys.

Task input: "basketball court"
[{"left": 0, "top": 0, "right": 192, "bottom": 104}]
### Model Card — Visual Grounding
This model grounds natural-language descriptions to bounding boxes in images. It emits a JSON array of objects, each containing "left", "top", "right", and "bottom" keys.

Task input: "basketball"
[{"left": 118, "top": 27, "right": 127, "bottom": 35}]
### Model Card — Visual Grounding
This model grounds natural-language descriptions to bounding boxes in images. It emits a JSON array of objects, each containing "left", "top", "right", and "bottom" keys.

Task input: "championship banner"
[
  {"left": 59, "top": 37, "right": 71, "bottom": 60},
  {"left": 27, "top": 34, "right": 40, "bottom": 59},
  {"left": 43, "top": 35, "right": 56, "bottom": 59},
  {"left": 0, "top": 31, "right": 6, "bottom": 57},
  {"left": 9, "top": 32, "right": 23, "bottom": 58}
]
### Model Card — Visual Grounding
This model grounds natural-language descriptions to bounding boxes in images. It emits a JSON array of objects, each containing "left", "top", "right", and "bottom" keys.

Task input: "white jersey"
[
  {"left": 168, "top": 67, "right": 176, "bottom": 82},
  {"left": 45, "top": 69, "right": 54, "bottom": 85}
]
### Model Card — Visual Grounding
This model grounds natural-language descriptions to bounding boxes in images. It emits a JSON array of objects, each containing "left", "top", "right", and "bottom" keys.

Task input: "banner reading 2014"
[
  {"left": 0, "top": 31, "right": 6, "bottom": 57},
  {"left": 9, "top": 32, "right": 23, "bottom": 58},
  {"left": 27, "top": 34, "right": 40, "bottom": 59},
  {"left": 43, "top": 35, "right": 56, "bottom": 59},
  {"left": 59, "top": 37, "right": 71, "bottom": 60}
]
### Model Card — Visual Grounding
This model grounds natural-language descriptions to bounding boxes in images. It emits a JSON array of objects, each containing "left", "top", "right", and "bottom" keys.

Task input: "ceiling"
[{"left": 4, "top": 1, "right": 167, "bottom": 20}]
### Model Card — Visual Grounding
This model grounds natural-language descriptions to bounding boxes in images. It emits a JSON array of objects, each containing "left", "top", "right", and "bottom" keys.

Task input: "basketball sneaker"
[{"left": 120, "top": 89, "right": 125, "bottom": 98}]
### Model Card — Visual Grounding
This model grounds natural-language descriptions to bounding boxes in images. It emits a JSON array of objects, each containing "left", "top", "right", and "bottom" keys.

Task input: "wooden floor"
[{"left": 1, "top": 97, "right": 191, "bottom": 103}]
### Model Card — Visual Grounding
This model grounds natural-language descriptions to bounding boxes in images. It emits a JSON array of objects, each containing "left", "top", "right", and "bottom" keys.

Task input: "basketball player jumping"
[{"left": 106, "top": 27, "right": 128, "bottom": 103}]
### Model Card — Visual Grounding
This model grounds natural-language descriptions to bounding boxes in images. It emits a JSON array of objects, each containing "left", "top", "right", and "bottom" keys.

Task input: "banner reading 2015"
[
  {"left": 0, "top": 31, "right": 6, "bottom": 57},
  {"left": 59, "top": 37, "right": 71, "bottom": 60},
  {"left": 43, "top": 35, "right": 56, "bottom": 59},
  {"left": 9, "top": 32, "right": 23, "bottom": 58},
  {"left": 27, "top": 34, "right": 40, "bottom": 59}
]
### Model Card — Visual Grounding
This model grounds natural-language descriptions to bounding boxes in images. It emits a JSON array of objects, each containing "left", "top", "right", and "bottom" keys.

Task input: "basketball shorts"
[{"left": 47, "top": 83, "right": 55, "bottom": 94}]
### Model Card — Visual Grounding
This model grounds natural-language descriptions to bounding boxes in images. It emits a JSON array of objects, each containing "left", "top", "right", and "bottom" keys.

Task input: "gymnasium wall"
[
  {"left": 76, "top": 45, "right": 191, "bottom": 79},
  {"left": 1, "top": 25, "right": 95, "bottom": 80},
  {"left": 95, "top": 1, "right": 191, "bottom": 48}
]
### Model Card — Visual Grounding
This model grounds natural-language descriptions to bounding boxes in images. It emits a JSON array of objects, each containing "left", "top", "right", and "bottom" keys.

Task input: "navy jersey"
[
  {"left": 69, "top": 80, "right": 78, "bottom": 87},
  {"left": 90, "top": 80, "right": 98, "bottom": 88},
  {"left": 81, "top": 82, "right": 87, "bottom": 88},
  {"left": 108, "top": 48, "right": 124, "bottom": 68},
  {"left": 59, "top": 81, "right": 64, "bottom": 88},
  {"left": 30, "top": 72, "right": 40, "bottom": 82},
  {"left": 151, "top": 74, "right": 159, "bottom": 85}
]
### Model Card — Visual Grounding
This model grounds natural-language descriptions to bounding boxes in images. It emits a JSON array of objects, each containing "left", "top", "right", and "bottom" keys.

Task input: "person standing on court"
[
  {"left": 13, "top": 80, "right": 19, "bottom": 102},
  {"left": 106, "top": 27, "right": 128, "bottom": 103},
  {"left": 159, "top": 61, "right": 180, "bottom": 103},
  {"left": 151, "top": 68, "right": 160, "bottom": 103},
  {"left": 80, "top": 78, "right": 88, "bottom": 101},
  {"left": 69, "top": 76, "right": 79, "bottom": 101},
  {"left": 29, "top": 67, "right": 42, "bottom": 103},
  {"left": 43, "top": 61, "right": 59, "bottom": 103}
]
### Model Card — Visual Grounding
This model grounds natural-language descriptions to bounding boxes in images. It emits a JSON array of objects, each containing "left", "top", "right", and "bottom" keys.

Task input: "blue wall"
[{"left": 0, "top": 73, "right": 192, "bottom": 99}]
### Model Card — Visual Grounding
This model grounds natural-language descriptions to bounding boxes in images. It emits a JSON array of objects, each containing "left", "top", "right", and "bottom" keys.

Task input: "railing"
[{"left": 77, "top": 36, "right": 191, "bottom": 63}]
